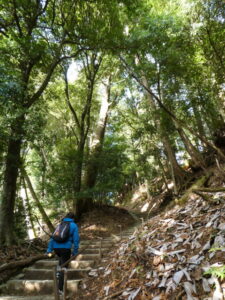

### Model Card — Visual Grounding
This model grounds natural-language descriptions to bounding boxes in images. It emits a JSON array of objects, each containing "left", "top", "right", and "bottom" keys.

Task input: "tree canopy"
[{"left": 0, "top": 0, "right": 224, "bottom": 245}]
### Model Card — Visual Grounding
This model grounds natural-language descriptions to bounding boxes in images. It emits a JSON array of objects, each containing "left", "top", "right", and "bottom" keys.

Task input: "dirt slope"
[{"left": 77, "top": 191, "right": 225, "bottom": 299}]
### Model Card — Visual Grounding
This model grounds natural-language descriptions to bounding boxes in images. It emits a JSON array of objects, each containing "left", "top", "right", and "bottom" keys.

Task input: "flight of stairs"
[{"left": 0, "top": 227, "right": 137, "bottom": 300}]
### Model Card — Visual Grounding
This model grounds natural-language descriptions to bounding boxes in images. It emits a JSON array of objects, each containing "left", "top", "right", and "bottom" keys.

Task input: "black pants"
[{"left": 54, "top": 248, "right": 71, "bottom": 291}]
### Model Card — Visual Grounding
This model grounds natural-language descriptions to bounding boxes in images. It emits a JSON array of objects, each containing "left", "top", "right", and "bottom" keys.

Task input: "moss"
[{"left": 176, "top": 173, "right": 211, "bottom": 205}]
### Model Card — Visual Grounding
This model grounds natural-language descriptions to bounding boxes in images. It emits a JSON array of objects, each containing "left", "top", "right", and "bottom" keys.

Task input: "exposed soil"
[{"left": 78, "top": 206, "right": 136, "bottom": 240}]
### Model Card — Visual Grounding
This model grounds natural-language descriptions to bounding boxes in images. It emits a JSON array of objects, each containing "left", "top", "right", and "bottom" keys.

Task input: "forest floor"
[
  {"left": 74, "top": 167, "right": 225, "bottom": 300},
  {"left": 1, "top": 168, "right": 225, "bottom": 299},
  {"left": 76, "top": 191, "right": 225, "bottom": 300}
]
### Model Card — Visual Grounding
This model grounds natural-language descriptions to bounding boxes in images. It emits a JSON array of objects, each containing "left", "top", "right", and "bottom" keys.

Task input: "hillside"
[
  {"left": 77, "top": 170, "right": 225, "bottom": 299},
  {"left": 0, "top": 0, "right": 224, "bottom": 298},
  {"left": 1, "top": 165, "right": 225, "bottom": 299}
]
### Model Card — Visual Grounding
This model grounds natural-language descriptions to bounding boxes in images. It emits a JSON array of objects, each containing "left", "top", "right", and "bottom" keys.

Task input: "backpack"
[{"left": 52, "top": 221, "right": 70, "bottom": 243}]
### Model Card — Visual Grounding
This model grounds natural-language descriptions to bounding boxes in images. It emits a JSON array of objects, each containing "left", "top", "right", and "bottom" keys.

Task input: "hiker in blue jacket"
[{"left": 46, "top": 212, "right": 80, "bottom": 294}]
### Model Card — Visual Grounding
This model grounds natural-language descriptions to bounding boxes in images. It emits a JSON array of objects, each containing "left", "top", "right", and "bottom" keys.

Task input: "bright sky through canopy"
[{"left": 67, "top": 61, "right": 80, "bottom": 83}]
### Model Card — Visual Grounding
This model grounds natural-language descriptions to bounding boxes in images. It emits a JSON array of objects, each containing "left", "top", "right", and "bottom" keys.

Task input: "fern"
[{"left": 204, "top": 266, "right": 225, "bottom": 280}]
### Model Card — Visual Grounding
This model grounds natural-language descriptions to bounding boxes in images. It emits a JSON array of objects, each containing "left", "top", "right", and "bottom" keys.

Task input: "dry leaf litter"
[{"left": 78, "top": 192, "right": 225, "bottom": 300}]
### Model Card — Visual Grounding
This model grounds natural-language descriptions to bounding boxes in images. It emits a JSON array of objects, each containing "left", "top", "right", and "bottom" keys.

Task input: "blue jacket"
[{"left": 47, "top": 218, "right": 79, "bottom": 256}]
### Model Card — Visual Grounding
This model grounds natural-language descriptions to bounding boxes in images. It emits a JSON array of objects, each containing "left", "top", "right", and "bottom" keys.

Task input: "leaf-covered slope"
[{"left": 78, "top": 192, "right": 225, "bottom": 299}]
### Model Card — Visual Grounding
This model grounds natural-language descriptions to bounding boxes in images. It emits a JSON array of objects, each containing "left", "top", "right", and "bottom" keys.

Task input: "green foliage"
[
  {"left": 204, "top": 265, "right": 225, "bottom": 280},
  {"left": 192, "top": 0, "right": 225, "bottom": 83},
  {"left": 209, "top": 246, "right": 225, "bottom": 252},
  {"left": 1, "top": 0, "right": 225, "bottom": 240},
  {"left": 93, "top": 136, "right": 132, "bottom": 203},
  {"left": 14, "top": 196, "right": 28, "bottom": 240}
]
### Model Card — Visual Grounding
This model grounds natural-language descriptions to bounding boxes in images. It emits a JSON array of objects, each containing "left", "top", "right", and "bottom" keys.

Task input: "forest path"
[{"left": 0, "top": 224, "right": 139, "bottom": 299}]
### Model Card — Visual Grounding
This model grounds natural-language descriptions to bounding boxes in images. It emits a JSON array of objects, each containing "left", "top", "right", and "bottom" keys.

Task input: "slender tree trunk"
[
  {"left": 140, "top": 75, "right": 187, "bottom": 189},
  {"left": 162, "top": 136, "right": 186, "bottom": 191},
  {"left": 23, "top": 179, "right": 37, "bottom": 238},
  {"left": 192, "top": 103, "right": 206, "bottom": 141},
  {"left": 175, "top": 124, "right": 206, "bottom": 169},
  {"left": 122, "top": 56, "right": 225, "bottom": 162},
  {"left": 83, "top": 80, "right": 110, "bottom": 200},
  {"left": 0, "top": 115, "right": 24, "bottom": 245},
  {"left": 73, "top": 141, "right": 86, "bottom": 216},
  {"left": 21, "top": 166, "right": 54, "bottom": 233},
  {"left": 156, "top": 156, "right": 170, "bottom": 192}
]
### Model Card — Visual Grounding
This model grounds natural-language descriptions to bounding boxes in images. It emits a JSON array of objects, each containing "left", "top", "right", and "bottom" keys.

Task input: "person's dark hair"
[{"left": 65, "top": 212, "right": 75, "bottom": 220}]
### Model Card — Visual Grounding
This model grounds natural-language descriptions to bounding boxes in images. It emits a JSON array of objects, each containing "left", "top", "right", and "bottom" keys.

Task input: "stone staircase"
[{"left": 0, "top": 227, "right": 138, "bottom": 300}]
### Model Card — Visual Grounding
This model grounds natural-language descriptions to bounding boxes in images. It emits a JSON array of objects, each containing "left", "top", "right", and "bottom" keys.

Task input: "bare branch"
[
  {"left": 63, "top": 67, "right": 81, "bottom": 130},
  {"left": 28, "top": 50, "right": 82, "bottom": 107},
  {"left": 12, "top": 0, "right": 23, "bottom": 37}
]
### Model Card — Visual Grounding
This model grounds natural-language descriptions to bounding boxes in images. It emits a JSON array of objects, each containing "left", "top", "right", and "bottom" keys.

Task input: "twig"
[
  {"left": 103, "top": 288, "right": 127, "bottom": 299},
  {"left": 193, "top": 187, "right": 225, "bottom": 193},
  {"left": 34, "top": 215, "right": 52, "bottom": 237},
  {"left": 175, "top": 289, "right": 185, "bottom": 300},
  {"left": 193, "top": 190, "right": 212, "bottom": 202}
]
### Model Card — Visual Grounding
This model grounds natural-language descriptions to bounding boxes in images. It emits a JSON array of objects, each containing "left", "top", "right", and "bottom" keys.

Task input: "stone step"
[
  {"left": 0, "top": 296, "right": 54, "bottom": 300},
  {"left": 71, "top": 260, "right": 95, "bottom": 268},
  {"left": 0, "top": 225, "right": 139, "bottom": 299},
  {"left": 121, "top": 234, "right": 134, "bottom": 238},
  {"left": 80, "top": 242, "right": 113, "bottom": 247},
  {"left": 102, "top": 238, "right": 119, "bottom": 244},
  {"left": 76, "top": 253, "right": 100, "bottom": 261},
  {"left": 4, "top": 279, "right": 80, "bottom": 295},
  {"left": 80, "top": 240, "right": 115, "bottom": 246},
  {"left": 23, "top": 268, "right": 90, "bottom": 280},
  {"left": 123, "top": 232, "right": 135, "bottom": 235},
  {"left": 82, "top": 248, "right": 108, "bottom": 254},
  {"left": 34, "top": 260, "right": 95, "bottom": 269}
]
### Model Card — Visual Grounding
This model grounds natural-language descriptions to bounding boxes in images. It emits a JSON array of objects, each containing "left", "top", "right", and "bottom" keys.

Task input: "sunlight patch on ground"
[
  {"left": 131, "top": 185, "right": 147, "bottom": 203},
  {"left": 84, "top": 225, "right": 107, "bottom": 232},
  {"left": 23, "top": 281, "right": 41, "bottom": 292}
]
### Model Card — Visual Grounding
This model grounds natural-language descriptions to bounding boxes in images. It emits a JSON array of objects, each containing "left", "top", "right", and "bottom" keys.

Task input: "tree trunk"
[
  {"left": 73, "top": 140, "right": 86, "bottom": 217},
  {"left": 177, "top": 173, "right": 211, "bottom": 204},
  {"left": 0, "top": 254, "right": 47, "bottom": 272},
  {"left": 23, "top": 179, "right": 37, "bottom": 238},
  {"left": 21, "top": 166, "right": 54, "bottom": 233},
  {"left": 192, "top": 102, "right": 207, "bottom": 144},
  {"left": 156, "top": 156, "right": 170, "bottom": 192},
  {"left": 70, "top": 54, "right": 101, "bottom": 217},
  {"left": 175, "top": 124, "right": 206, "bottom": 169},
  {"left": 162, "top": 136, "right": 187, "bottom": 189},
  {"left": 140, "top": 75, "right": 187, "bottom": 190},
  {"left": 122, "top": 56, "right": 225, "bottom": 162},
  {"left": 82, "top": 80, "right": 110, "bottom": 208},
  {"left": 0, "top": 116, "right": 24, "bottom": 245}
]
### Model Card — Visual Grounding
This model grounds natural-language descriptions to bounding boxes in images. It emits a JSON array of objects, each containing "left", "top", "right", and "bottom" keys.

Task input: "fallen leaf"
[
  {"left": 128, "top": 287, "right": 141, "bottom": 300},
  {"left": 104, "top": 285, "right": 110, "bottom": 296},
  {"left": 173, "top": 270, "right": 184, "bottom": 284},
  {"left": 183, "top": 282, "right": 198, "bottom": 300},
  {"left": 202, "top": 278, "right": 211, "bottom": 292}
]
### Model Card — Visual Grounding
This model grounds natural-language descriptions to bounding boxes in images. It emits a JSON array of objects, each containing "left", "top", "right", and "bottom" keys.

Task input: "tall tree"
[
  {"left": 62, "top": 52, "right": 102, "bottom": 215},
  {"left": 0, "top": 0, "right": 132, "bottom": 244},
  {"left": 0, "top": 0, "right": 76, "bottom": 244},
  {"left": 82, "top": 76, "right": 112, "bottom": 210}
]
